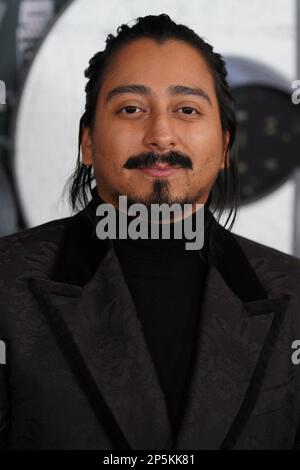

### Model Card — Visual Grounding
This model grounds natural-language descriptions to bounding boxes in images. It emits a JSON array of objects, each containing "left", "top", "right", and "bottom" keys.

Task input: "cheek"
[
  {"left": 191, "top": 136, "right": 224, "bottom": 177},
  {"left": 187, "top": 119, "right": 224, "bottom": 153},
  {"left": 95, "top": 124, "right": 138, "bottom": 166},
  {"left": 92, "top": 136, "right": 120, "bottom": 175},
  {"left": 192, "top": 155, "right": 219, "bottom": 186}
]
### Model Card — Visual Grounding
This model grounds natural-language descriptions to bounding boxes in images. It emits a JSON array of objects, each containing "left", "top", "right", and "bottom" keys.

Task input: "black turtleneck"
[{"left": 93, "top": 191, "right": 211, "bottom": 434}]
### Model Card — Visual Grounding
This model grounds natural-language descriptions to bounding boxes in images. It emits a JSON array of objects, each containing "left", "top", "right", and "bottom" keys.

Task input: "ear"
[
  {"left": 81, "top": 126, "right": 93, "bottom": 165},
  {"left": 220, "top": 131, "right": 230, "bottom": 170}
]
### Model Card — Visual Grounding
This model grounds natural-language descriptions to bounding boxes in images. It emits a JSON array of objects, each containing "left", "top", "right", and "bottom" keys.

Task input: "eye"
[
  {"left": 177, "top": 107, "right": 199, "bottom": 115},
  {"left": 118, "top": 106, "right": 143, "bottom": 114}
]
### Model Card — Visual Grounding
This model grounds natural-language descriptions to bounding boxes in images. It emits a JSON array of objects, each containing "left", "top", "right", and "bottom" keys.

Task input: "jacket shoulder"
[
  {"left": 0, "top": 216, "right": 73, "bottom": 279},
  {"left": 233, "top": 231, "right": 300, "bottom": 276}
]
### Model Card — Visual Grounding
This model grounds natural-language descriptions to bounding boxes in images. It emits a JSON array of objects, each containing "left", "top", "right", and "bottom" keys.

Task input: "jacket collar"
[{"left": 28, "top": 195, "right": 291, "bottom": 450}]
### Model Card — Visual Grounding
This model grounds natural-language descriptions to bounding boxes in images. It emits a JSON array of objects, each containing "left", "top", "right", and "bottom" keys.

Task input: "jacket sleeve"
[{"left": 0, "top": 348, "right": 9, "bottom": 450}]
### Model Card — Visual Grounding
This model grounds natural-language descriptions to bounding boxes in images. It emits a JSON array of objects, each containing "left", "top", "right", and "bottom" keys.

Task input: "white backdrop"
[{"left": 14, "top": 0, "right": 297, "bottom": 254}]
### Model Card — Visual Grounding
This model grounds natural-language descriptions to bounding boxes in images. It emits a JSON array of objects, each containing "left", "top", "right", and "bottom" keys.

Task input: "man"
[{"left": 1, "top": 13, "right": 300, "bottom": 450}]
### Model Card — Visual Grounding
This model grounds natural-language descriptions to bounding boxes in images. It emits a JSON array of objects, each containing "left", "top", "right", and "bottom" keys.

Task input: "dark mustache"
[{"left": 123, "top": 151, "right": 193, "bottom": 170}]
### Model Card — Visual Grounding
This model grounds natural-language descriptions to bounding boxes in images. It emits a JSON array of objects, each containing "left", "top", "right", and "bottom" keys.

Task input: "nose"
[{"left": 142, "top": 112, "right": 177, "bottom": 152}]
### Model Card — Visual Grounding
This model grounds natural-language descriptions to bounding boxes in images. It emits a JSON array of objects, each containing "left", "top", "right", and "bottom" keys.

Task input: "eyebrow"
[{"left": 104, "top": 84, "right": 212, "bottom": 106}]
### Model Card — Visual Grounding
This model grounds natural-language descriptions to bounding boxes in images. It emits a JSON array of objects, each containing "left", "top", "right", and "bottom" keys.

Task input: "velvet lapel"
[
  {"left": 28, "top": 205, "right": 174, "bottom": 450},
  {"left": 173, "top": 221, "right": 291, "bottom": 450}
]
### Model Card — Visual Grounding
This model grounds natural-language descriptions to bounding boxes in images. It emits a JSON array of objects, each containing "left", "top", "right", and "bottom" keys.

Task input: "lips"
[{"left": 139, "top": 165, "right": 181, "bottom": 177}]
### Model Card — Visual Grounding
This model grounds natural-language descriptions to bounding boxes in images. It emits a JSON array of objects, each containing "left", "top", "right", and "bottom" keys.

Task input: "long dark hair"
[{"left": 67, "top": 13, "right": 240, "bottom": 231}]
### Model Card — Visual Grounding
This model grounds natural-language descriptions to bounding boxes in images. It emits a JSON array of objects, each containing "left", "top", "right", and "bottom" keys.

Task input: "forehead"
[{"left": 99, "top": 38, "right": 216, "bottom": 99}]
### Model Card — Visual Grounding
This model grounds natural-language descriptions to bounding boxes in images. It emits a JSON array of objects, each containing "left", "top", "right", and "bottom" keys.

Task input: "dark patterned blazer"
[{"left": 0, "top": 198, "right": 300, "bottom": 450}]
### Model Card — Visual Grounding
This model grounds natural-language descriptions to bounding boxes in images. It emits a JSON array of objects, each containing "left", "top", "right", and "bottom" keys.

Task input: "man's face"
[{"left": 81, "top": 38, "right": 229, "bottom": 209}]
